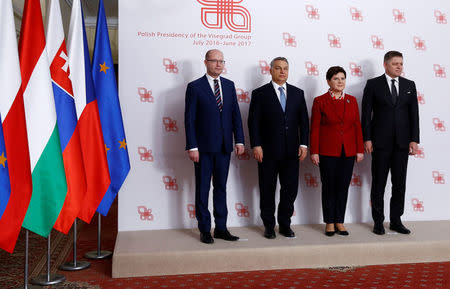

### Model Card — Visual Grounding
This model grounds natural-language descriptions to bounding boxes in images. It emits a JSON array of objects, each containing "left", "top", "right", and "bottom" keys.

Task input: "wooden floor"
[{"left": 112, "top": 221, "right": 450, "bottom": 278}]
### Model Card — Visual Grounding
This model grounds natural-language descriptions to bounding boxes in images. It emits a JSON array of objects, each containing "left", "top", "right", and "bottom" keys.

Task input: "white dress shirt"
[{"left": 385, "top": 74, "right": 399, "bottom": 94}]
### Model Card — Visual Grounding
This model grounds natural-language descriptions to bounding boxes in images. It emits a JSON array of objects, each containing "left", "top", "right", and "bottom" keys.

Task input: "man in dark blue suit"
[
  {"left": 362, "top": 51, "right": 420, "bottom": 235},
  {"left": 185, "top": 49, "right": 245, "bottom": 244},
  {"left": 248, "top": 57, "right": 309, "bottom": 239}
]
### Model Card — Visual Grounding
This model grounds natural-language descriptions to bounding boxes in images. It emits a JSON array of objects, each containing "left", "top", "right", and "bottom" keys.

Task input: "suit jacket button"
[{"left": 286, "top": 126, "right": 288, "bottom": 130}]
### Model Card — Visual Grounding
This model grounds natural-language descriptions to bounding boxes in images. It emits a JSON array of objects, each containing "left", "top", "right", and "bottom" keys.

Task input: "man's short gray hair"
[{"left": 270, "top": 57, "right": 289, "bottom": 68}]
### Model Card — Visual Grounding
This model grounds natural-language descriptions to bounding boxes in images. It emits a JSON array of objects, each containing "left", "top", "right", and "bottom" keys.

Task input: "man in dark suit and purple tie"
[
  {"left": 184, "top": 49, "right": 245, "bottom": 244},
  {"left": 248, "top": 57, "right": 309, "bottom": 239},
  {"left": 362, "top": 50, "right": 420, "bottom": 235}
]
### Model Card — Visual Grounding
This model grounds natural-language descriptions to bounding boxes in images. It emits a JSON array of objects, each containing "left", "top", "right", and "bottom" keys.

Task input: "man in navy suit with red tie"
[
  {"left": 248, "top": 57, "right": 309, "bottom": 239},
  {"left": 362, "top": 51, "right": 420, "bottom": 235},
  {"left": 185, "top": 49, "right": 245, "bottom": 244}
]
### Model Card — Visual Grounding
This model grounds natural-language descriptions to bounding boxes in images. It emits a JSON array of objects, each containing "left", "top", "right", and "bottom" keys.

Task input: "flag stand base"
[
  {"left": 84, "top": 213, "right": 112, "bottom": 259},
  {"left": 60, "top": 219, "right": 91, "bottom": 271}
]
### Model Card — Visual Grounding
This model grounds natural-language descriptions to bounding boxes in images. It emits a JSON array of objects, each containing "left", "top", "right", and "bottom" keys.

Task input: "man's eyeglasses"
[{"left": 206, "top": 59, "right": 226, "bottom": 65}]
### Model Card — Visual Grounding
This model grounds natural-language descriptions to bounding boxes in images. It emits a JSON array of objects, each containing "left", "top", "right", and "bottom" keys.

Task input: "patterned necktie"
[
  {"left": 279, "top": 87, "right": 286, "bottom": 112},
  {"left": 391, "top": 79, "right": 398, "bottom": 104},
  {"left": 214, "top": 79, "right": 223, "bottom": 112}
]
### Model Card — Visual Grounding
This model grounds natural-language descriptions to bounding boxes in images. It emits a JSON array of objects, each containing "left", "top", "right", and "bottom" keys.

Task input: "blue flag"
[
  {"left": 0, "top": 115, "right": 11, "bottom": 219},
  {"left": 92, "top": 0, "right": 130, "bottom": 216}
]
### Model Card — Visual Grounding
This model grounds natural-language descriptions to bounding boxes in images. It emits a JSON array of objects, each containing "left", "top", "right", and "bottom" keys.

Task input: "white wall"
[{"left": 118, "top": 0, "right": 450, "bottom": 232}]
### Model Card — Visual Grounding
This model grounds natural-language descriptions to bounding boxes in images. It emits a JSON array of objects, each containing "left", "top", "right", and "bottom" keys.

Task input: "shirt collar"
[
  {"left": 206, "top": 73, "right": 220, "bottom": 82},
  {"left": 272, "top": 81, "right": 287, "bottom": 92},
  {"left": 328, "top": 89, "right": 345, "bottom": 100},
  {"left": 385, "top": 73, "right": 399, "bottom": 83}
]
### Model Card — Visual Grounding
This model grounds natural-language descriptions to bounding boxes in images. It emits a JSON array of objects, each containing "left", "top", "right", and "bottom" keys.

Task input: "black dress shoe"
[
  {"left": 264, "top": 227, "right": 276, "bottom": 239},
  {"left": 213, "top": 229, "right": 239, "bottom": 241},
  {"left": 325, "top": 231, "right": 335, "bottom": 237},
  {"left": 200, "top": 232, "right": 214, "bottom": 244},
  {"left": 335, "top": 229, "right": 349, "bottom": 236},
  {"left": 279, "top": 226, "right": 295, "bottom": 238},
  {"left": 373, "top": 223, "right": 385, "bottom": 235},
  {"left": 389, "top": 223, "right": 411, "bottom": 234}
]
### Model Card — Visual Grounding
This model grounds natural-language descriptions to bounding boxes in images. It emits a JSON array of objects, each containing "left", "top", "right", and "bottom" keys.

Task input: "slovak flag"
[
  {"left": 46, "top": 0, "right": 87, "bottom": 234},
  {"left": 67, "top": 0, "right": 111, "bottom": 223}
]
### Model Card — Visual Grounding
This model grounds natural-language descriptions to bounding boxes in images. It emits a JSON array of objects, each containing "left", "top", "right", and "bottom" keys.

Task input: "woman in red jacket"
[{"left": 310, "top": 66, "right": 364, "bottom": 236}]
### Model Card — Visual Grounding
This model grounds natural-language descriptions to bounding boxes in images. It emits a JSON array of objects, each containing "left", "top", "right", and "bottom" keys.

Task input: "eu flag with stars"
[
  {"left": 92, "top": 0, "right": 130, "bottom": 216},
  {"left": 0, "top": 115, "right": 11, "bottom": 219}
]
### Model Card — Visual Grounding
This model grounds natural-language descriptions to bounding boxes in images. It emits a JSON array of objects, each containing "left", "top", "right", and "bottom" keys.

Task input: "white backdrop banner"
[{"left": 118, "top": 0, "right": 450, "bottom": 232}]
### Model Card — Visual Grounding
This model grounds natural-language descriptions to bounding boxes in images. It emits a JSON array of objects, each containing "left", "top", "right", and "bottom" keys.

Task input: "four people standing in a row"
[{"left": 185, "top": 49, "right": 419, "bottom": 244}]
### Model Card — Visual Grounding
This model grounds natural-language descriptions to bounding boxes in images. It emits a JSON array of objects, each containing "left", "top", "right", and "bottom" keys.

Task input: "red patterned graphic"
[
  {"left": 350, "top": 7, "right": 363, "bottom": 21},
  {"left": 237, "top": 148, "right": 251, "bottom": 160},
  {"left": 304, "top": 173, "right": 319, "bottom": 187},
  {"left": 435, "top": 10, "right": 447, "bottom": 24},
  {"left": 433, "top": 64, "right": 446, "bottom": 78},
  {"left": 393, "top": 9, "right": 406, "bottom": 23},
  {"left": 371, "top": 35, "right": 384, "bottom": 50},
  {"left": 305, "top": 61, "right": 319, "bottom": 76},
  {"left": 138, "top": 147, "right": 154, "bottom": 162},
  {"left": 351, "top": 173, "right": 362, "bottom": 186},
  {"left": 138, "top": 87, "right": 154, "bottom": 103},
  {"left": 162, "top": 117, "right": 178, "bottom": 132},
  {"left": 163, "top": 58, "right": 179, "bottom": 73},
  {"left": 417, "top": 91, "right": 425, "bottom": 105},
  {"left": 197, "top": 0, "right": 251, "bottom": 33},
  {"left": 433, "top": 118, "right": 446, "bottom": 131},
  {"left": 187, "top": 204, "right": 196, "bottom": 219},
  {"left": 282, "top": 32, "right": 297, "bottom": 47},
  {"left": 259, "top": 60, "right": 270, "bottom": 74},
  {"left": 411, "top": 198, "right": 424, "bottom": 212},
  {"left": 415, "top": 146, "right": 425, "bottom": 159},
  {"left": 235, "top": 202, "right": 250, "bottom": 217},
  {"left": 432, "top": 171, "right": 445, "bottom": 184},
  {"left": 328, "top": 34, "right": 341, "bottom": 48},
  {"left": 305, "top": 5, "right": 319, "bottom": 19},
  {"left": 137, "top": 206, "right": 154, "bottom": 221},
  {"left": 349, "top": 62, "right": 363, "bottom": 77},
  {"left": 163, "top": 176, "right": 179, "bottom": 191},
  {"left": 236, "top": 88, "right": 250, "bottom": 103},
  {"left": 413, "top": 37, "right": 426, "bottom": 50}
]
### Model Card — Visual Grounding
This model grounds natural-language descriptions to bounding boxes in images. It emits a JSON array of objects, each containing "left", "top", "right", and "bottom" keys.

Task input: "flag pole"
[
  {"left": 30, "top": 231, "right": 65, "bottom": 286},
  {"left": 59, "top": 218, "right": 90, "bottom": 270},
  {"left": 85, "top": 213, "right": 112, "bottom": 259},
  {"left": 14, "top": 230, "right": 40, "bottom": 289}
]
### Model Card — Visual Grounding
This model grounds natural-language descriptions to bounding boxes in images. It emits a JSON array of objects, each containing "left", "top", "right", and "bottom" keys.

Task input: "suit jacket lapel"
[
  {"left": 379, "top": 75, "right": 395, "bottom": 106},
  {"left": 268, "top": 82, "right": 284, "bottom": 114},
  {"left": 200, "top": 75, "right": 222, "bottom": 112},
  {"left": 397, "top": 77, "right": 407, "bottom": 105}
]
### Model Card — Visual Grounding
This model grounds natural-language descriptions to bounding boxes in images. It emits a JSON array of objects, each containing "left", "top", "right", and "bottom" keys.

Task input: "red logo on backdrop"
[
  {"left": 162, "top": 117, "right": 178, "bottom": 132},
  {"left": 138, "top": 147, "right": 154, "bottom": 162},
  {"left": 371, "top": 35, "right": 384, "bottom": 50},
  {"left": 259, "top": 60, "right": 270, "bottom": 74},
  {"left": 411, "top": 198, "right": 424, "bottom": 212},
  {"left": 138, "top": 87, "right": 154, "bottom": 103},
  {"left": 235, "top": 202, "right": 250, "bottom": 217},
  {"left": 328, "top": 34, "right": 341, "bottom": 48},
  {"left": 187, "top": 204, "right": 196, "bottom": 218},
  {"left": 433, "top": 118, "right": 446, "bottom": 131},
  {"left": 433, "top": 64, "right": 446, "bottom": 78},
  {"left": 349, "top": 62, "right": 363, "bottom": 77},
  {"left": 283, "top": 32, "right": 297, "bottom": 47},
  {"left": 236, "top": 88, "right": 250, "bottom": 103},
  {"left": 237, "top": 148, "right": 251, "bottom": 160},
  {"left": 137, "top": 206, "right": 154, "bottom": 221},
  {"left": 305, "top": 5, "right": 319, "bottom": 19},
  {"left": 304, "top": 173, "right": 319, "bottom": 187},
  {"left": 432, "top": 171, "right": 445, "bottom": 184},
  {"left": 163, "top": 58, "right": 178, "bottom": 73},
  {"left": 435, "top": 10, "right": 447, "bottom": 24},
  {"left": 393, "top": 9, "right": 406, "bottom": 23},
  {"left": 417, "top": 91, "right": 425, "bottom": 105},
  {"left": 351, "top": 173, "right": 362, "bottom": 186},
  {"left": 197, "top": 0, "right": 251, "bottom": 33},
  {"left": 413, "top": 37, "right": 426, "bottom": 50},
  {"left": 415, "top": 146, "right": 425, "bottom": 158},
  {"left": 350, "top": 7, "right": 363, "bottom": 21},
  {"left": 163, "top": 176, "right": 178, "bottom": 191},
  {"left": 305, "top": 61, "right": 319, "bottom": 76}
]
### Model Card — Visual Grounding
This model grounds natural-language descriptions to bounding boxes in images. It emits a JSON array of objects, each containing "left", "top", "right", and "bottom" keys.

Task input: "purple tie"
[{"left": 214, "top": 79, "right": 223, "bottom": 112}]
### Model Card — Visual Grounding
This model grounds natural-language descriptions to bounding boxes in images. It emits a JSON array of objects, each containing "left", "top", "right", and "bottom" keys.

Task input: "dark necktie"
[
  {"left": 391, "top": 79, "right": 398, "bottom": 104},
  {"left": 214, "top": 79, "right": 223, "bottom": 112}
]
